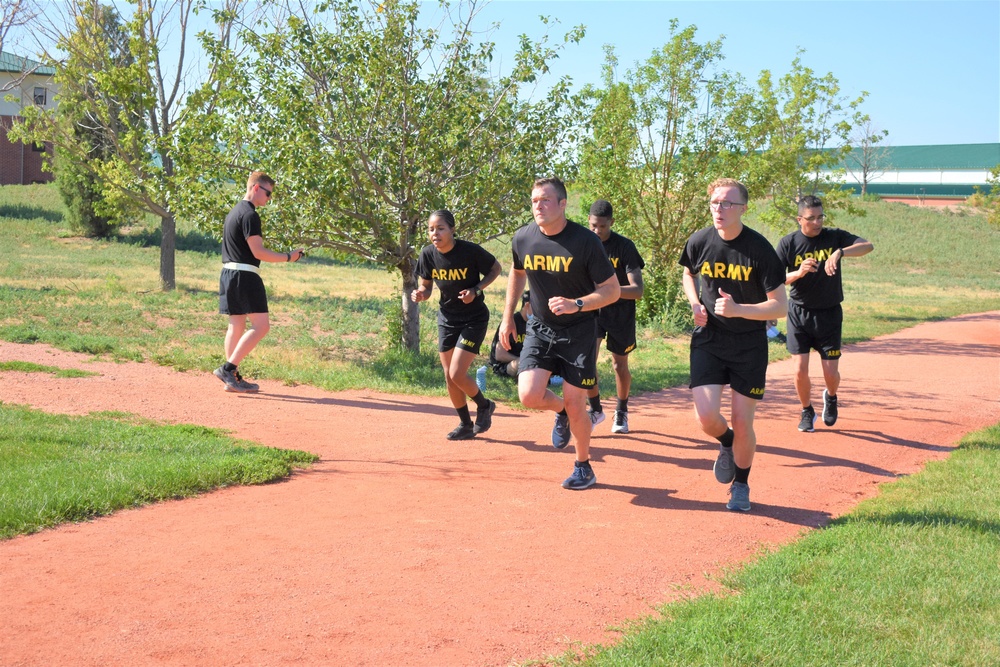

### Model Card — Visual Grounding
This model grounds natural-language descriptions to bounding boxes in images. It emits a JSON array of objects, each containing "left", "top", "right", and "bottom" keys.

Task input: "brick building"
[{"left": 0, "top": 51, "right": 56, "bottom": 185}]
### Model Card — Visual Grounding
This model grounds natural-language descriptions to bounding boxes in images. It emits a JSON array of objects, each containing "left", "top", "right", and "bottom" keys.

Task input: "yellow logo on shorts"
[
  {"left": 749, "top": 387, "right": 764, "bottom": 396},
  {"left": 458, "top": 337, "right": 475, "bottom": 349},
  {"left": 827, "top": 349, "right": 842, "bottom": 357},
  {"left": 580, "top": 377, "right": 596, "bottom": 386},
  {"left": 623, "top": 343, "right": 636, "bottom": 353}
]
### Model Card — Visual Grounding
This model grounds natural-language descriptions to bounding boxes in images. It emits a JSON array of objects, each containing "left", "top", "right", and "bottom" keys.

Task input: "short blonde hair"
[
  {"left": 247, "top": 171, "right": 275, "bottom": 190},
  {"left": 707, "top": 178, "right": 748, "bottom": 204}
]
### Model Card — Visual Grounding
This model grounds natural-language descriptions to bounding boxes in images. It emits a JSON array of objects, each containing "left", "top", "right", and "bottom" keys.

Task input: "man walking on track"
[
  {"left": 215, "top": 171, "right": 304, "bottom": 393},
  {"left": 777, "top": 195, "right": 874, "bottom": 432},
  {"left": 679, "top": 178, "right": 787, "bottom": 512},
  {"left": 499, "top": 177, "right": 620, "bottom": 490},
  {"left": 585, "top": 199, "right": 645, "bottom": 435}
]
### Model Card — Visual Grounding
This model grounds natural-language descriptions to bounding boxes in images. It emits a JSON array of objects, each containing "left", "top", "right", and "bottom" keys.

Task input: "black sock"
[
  {"left": 716, "top": 428, "right": 734, "bottom": 449},
  {"left": 734, "top": 465, "right": 751, "bottom": 485},
  {"left": 589, "top": 396, "right": 602, "bottom": 413},
  {"left": 223, "top": 362, "right": 237, "bottom": 372},
  {"left": 576, "top": 459, "right": 591, "bottom": 468},
  {"left": 471, "top": 391, "right": 489, "bottom": 411},
  {"left": 457, "top": 405, "right": 473, "bottom": 425},
  {"left": 616, "top": 397, "right": 629, "bottom": 412}
]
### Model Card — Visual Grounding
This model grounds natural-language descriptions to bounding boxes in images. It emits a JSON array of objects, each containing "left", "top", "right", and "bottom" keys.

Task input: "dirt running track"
[{"left": 1, "top": 312, "right": 998, "bottom": 667}]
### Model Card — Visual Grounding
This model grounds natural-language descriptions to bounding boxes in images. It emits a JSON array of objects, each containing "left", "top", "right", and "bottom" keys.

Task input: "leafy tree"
[
  {"left": 11, "top": 0, "right": 240, "bottom": 290},
  {"left": 754, "top": 53, "right": 868, "bottom": 224},
  {"left": 187, "top": 0, "right": 583, "bottom": 351},
  {"left": 844, "top": 116, "right": 890, "bottom": 196},
  {"left": 574, "top": 22, "right": 771, "bottom": 326}
]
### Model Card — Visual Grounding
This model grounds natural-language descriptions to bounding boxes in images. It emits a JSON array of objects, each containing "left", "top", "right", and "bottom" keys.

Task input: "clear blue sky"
[{"left": 465, "top": 0, "right": 999, "bottom": 146}]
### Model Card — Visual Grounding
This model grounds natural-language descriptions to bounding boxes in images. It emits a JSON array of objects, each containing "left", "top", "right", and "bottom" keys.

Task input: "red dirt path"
[{"left": 1, "top": 313, "right": 998, "bottom": 667}]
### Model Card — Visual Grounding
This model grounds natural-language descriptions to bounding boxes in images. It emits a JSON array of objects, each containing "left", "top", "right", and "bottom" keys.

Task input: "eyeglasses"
[
  {"left": 259, "top": 185, "right": 272, "bottom": 198},
  {"left": 710, "top": 201, "right": 744, "bottom": 210},
  {"left": 799, "top": 214, "right": 825, "bottom": 222}
]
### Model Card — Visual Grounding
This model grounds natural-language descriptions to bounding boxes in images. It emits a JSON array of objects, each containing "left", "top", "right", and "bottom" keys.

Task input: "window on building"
[{"left": 33, "top": 87, "right": 47, "bottom": 106}]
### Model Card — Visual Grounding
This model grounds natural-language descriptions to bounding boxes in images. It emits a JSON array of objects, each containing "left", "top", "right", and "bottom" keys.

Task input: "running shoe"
[
  {"left": 714, "top": 443, "right": 735, "bottom": 484},
  {"left": 446, "top": 423, "right": 476, "bottom": 441},
  {"left": 798, "top": 405, "right": 817, "bottom": 432},
  {"left": 551, "top": 413, "right": 571, "bottom": 449},
  {"left": 611, "top": 410, "right": 629, "bottom": 434},
  {"left": 214, "top": 365, "right": 248, "bottom": 392},
  {"left": 474, "top": 400, "right": 496, "bottom": 434},
  {"left": 561, "top": 461, "right": 596, "bottom": 490},
  {"left": 589, "top": 409, "right": 605, "bottom": 431},
  {"left": 727, "top": 482, "right": 751, "bottom": 511},
  {"left": 822, "top": 390, "right": 838, "bottom": 427},
  {"left": 225, "top": 370, "right": 259, "bottom": 393}
]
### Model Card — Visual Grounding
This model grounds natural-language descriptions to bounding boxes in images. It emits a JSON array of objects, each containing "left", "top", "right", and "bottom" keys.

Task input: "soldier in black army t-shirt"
[
  {"left": 412, "top": 209, "right": 502, "bottom": 441},
  {"left": 499, "top": 177, "right": 620, "bottom": 491},
  {"left": 777, "top": 195, "right": 874, "bottom": 433},
  {"left": 679, "top": 178, "right": 787, "bottom": 512},
  {"left": 585, "top": 199, "right": 645, "bottom": 435}
]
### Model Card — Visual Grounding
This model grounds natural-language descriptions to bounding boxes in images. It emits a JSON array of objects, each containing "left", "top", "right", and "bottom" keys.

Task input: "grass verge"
[
  {"left": 0, "top": 403, "right": 318, "bottom": 539},
  {"left": 543, "top": 423, "right": 1000, "bottom": 667}
]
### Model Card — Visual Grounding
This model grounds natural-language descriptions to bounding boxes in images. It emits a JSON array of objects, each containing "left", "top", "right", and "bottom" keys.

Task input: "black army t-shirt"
[
  {"left": 415, "top": 239, "right": 496, "bottom": 322},
  {"left": 221, "top": 200, "right": 262, "bottom": 266},
  {"left": 511, "top": 220, "right": 615, "bottom": 329},
  {"left": 776, "top": 228, "right": 861, "bottom": 310},
  {"left": 679, "top": 225, "right": 785, "bottom": 334},
  {"left": 598, "top": 231, "right": 645, "bottom": 330}
]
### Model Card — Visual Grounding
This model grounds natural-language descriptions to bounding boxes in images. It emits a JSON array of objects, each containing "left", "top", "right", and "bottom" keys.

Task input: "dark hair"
[
  {"left": 589, "top": 199, "right": 613, "bottom": 218},
  {"left": 429, "top": 209, "right": 456, "bottom": 228},
  {"left": 533, "top": 177, "right": 567, "bottom": 202},
  {"left": 797, "top": 195, "right": 823, "bottom": 213}
]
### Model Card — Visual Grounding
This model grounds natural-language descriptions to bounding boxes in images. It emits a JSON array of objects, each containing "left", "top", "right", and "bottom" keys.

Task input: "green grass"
[
  {"left": 540, "top": 423, "right": 1000, "bottom": 667},
  {"left": 0, "top": 402, "right": 318, "bottom": 539},
  {"left": 0, "top": 360, "right": 98, "bottom": 378},
  {"left": 3, "top": 186, "right": 997, "bottom": 401}
]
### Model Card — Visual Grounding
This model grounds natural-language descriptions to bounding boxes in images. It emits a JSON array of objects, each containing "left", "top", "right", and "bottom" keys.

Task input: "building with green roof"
[
  {"left": 0, "top": 51, "right": 56, "bottom": 185},
  {"left": 833, "top": 143, "right": 1000, "bottom": 197}
]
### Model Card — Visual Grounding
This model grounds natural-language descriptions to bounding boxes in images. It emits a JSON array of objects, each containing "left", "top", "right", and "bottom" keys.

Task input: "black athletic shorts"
[
  {"left": 520, "top": 317, "right": 598, "bottom": 389},
  {"left": 596, "top": 321, "right": 638, "bottom": 356},
  {"left": 438, "top": 315, "right": 489, "bottom": 354},
  {"left": 219, "top": 268, "right": 268, "bottom": 315},
  {"left": 689, "top": 325, "right": 769, "bottom": 400},
  {"left": 786, "top": 302, "right": 843, "bottom": 360}
]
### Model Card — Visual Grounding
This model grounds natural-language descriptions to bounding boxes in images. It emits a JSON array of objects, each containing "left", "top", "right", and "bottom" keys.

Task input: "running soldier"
[
  {"left": 679, "top": 178, "right": 787, "bottom": 511},
  {"left": 488, "top": 291, "right": 531, "bottom": 379},
  {"left": 776, "top": 195, "right": 874, "bottom": 432},
  {"left": 215, "top": 171, "right": 304, "bottom": 393},
  {"left": 412, "top": 209, "right": 502, "bottom": 440},
  {"left": 499, "top": 177, "right": 620, "bottom": 490},
  {"left": 586, "top": 199, "right": 645, "bottom": 434}
]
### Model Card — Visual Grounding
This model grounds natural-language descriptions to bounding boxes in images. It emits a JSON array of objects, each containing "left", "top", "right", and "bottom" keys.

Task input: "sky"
[{"left": 460, "top": 0, "right": 1000, "bottom": 147}]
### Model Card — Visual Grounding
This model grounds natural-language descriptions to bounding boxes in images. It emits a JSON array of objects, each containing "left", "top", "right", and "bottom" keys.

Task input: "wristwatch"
[
  {"left": 574, "top": 298, "right": 584, "bottom": 312},
  {"left": 475, "top": 287, "right": 483, "bottom": 296}
]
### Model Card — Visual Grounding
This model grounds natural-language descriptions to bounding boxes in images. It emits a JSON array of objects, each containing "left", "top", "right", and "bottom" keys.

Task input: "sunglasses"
[{"left": 259, "top": 185, "right": 272, "bottom": 198}]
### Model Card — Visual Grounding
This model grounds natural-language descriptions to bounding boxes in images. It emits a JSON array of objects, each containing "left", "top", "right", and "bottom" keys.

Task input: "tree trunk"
[
  {"left": 160, "top": 213, "right": 176, "bottom": 290},
  {"left": 400, "top": 258, "right": 421, "bottom": 353}
]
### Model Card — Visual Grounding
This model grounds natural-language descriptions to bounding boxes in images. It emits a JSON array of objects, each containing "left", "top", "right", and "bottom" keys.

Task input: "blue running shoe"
[
  {"left": 727, "top": 482, "right": 751, "bottom": 511},
  {"left": 551, "top": 413, "right": 571, "bottom": 449},
  {"left": 561, "top": 461, "right": 596, "bottom": 490}
]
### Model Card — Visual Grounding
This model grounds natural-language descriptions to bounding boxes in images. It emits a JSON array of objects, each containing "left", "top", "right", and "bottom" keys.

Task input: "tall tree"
[
  {"left": 11, "top": 0, "right": 241, "bottom": 290},
  {"left": 574, "top": 22, "right": 771, "bottom": 324},
  {"left": 755, "top": 53, "right": 868, "bottom": 224},
  {"left": 186, "top": 0, "right": 583, "bottom": 352},
  {"left": 844, "top": 116, "right": 890, "bottom": 196}
]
